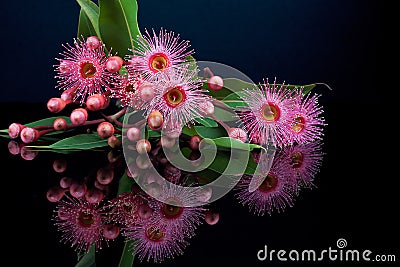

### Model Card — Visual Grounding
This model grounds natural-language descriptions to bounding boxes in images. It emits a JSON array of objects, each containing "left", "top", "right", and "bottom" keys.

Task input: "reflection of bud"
[
  {"left": 7, "top": 140, "right": 20, "bottom": 155},
  {"left": 103, "top": 224, "right": 120, "bottom": 240},
  {"left": 46, "top": 186, "right": 66, "bottom": 202},
  {"left": 96, "top": 167, "right": 114, "bottom": 185},
  {"left": 205, "top": 210, "right": 220, "bottom": 225},
  {"left": 20, "top": 146, "right": 38, "bottom": 160},
  {"left": 69, "top": 183, "right": 87, "bottom": 198},
  {"left": 53, "top": 159, "right": 67, "bottom": 173},
  {"left": 85, "top": 188, "right": 104, "bottom": 204},
  {"left": 59, "top": 177, "right": 73, "bottom": 189},
  {"left": 196, "top": 187, "right": 212, "bottom": 203},
  {"left": 160, "top": 136, "right": 176, "bottom": 149},
  {"left": 136, "top": 155, "right": 152, "bottom": 169}
]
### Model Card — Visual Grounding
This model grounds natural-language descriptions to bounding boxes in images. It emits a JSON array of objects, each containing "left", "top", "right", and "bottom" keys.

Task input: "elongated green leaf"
[
  {"left": 29, "top": 133, "right": 109, "bottom": 150},
  {"left": 194, "top": 117, "right": 218, "bottom": 127},
  {"left": 78, "top": 9, "right": 97, "bottom": 38},
  {"left": 119, "top": 241, "right": 135, "bottom": 267},
  {"left": 181, "top": 126, "right": 197, "bottom": 137},
  {"left": 26, "top": 116, "right": 71, "bottom": 128},
  {"left": 76, "top": 0, "right": 100, "bottom": 38},
  {"left": 75, "top": 244, "right": 95, "bottom": 267},
  {"left": 99, "top": 0, "right": 140, "bottom": 56},
  {"left": 221, "top": 100, "right": 248, "bottom": 109},
  {"left": 181, "top": 147, "right": 256, "bottom": 176},
  {"left": 194, "top": 126, "right": 226, "bottom": 139},
  {"left": 204, "top": 137, "right": 262, "bottom": 151},
  {"left": 120, "top": 0, "right": 141, "bottom": 45}
]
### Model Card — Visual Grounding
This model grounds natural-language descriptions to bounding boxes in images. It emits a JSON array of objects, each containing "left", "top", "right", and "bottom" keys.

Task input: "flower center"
[
  {"left": 149, "top": 53, "right": 170, "bottom": 72},
  {"left": 125, "top": 83, "right": 135, "bottom": 93},
  {"left": 161, "top": 199, "right": 183, "bottom": 219},
  {"left": 78, "top": 211, "right": 95, "bottom": 227},
  {"left": 290, "top": 151, "right": 304, "bottom": 168},
  {"left": 145, "top": 226, "right": 165, "bottom": 242},
  {"left": 80, "top": 62, "right": 97, "bottom": 78},
  {"left": 163, "top": 87, "right": 186, "bottom": 108},
  {"left": 261, "top": 102, "right": 280, "bottom": 122},
  {"left": 292, "top": 116, "right": 306, "bottom": 133},
  {"left": 258, "top": 173, "right": 278, "bottom": 193}
]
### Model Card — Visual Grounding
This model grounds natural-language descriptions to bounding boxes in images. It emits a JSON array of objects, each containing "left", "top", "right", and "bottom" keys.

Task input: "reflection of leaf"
[
  {"left": 117, "top": 172, "right": 135, "bottom": 195},
  {"left": 29, "top": 134, "right": 110, "bottom": 150},
  {"left": 118, "top": 241, "right": 134, "bottom": 267},
  {"left": 75, "top": 244, "right": 95, "bottom": 267}
]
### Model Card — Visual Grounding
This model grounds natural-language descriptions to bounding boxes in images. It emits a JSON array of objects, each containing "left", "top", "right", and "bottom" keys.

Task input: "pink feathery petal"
[
  {"left": 288, "top": 90, "right": 326, "bottom": 144},
  {"left": 122, "top": 221, "right": 189, "bottom": 263},
  {"left": 53, "top": 194, "right": 107, "bottom": 252},
  {"left": 239, "top": 78, "right": 297, "bottom": 147},
  {"left": 145, "top": 66, "right": 208, "bottom": 128},
  {"left": 54, "top": 36, "right": 119, "bottom": 103},
  {"left": 128, "top": 28, "right": 194, "bottom": 81}
]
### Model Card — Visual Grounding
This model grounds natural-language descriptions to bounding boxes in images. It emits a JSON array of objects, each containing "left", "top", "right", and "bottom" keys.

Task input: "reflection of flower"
[
  {"left": 123, "top": 222, "right": 188, "bottom": 263},
  {"left": 54, "top": 37, "right": 117, "bottom": 102},
  {"left": 275, "top": 140, "right": 324, "bottom": 191},
  {"left": 148, "top": 184, "right": 205, "bottom": 239},
  {"left": 53, "top": 194, "right": 107, "bottom": 252},
  {"left": 240, "top": 79, "right": 295, "bottom": 146},
  {"left": 129, "top": 28, "right": 193, "bottom": 81},
  {"left": 235, "top": 159, "right": 296, "bottom": 216}
]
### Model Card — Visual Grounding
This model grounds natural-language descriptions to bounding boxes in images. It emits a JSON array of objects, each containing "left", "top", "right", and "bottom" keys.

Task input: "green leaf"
[
  {"left": 221, "top": 99, "right": 248, "bottom": 109},
  {"left": 76, "top": 0, "right": 100, "bottom": 38},
  {"left": 204, "top": 137, "right": 263, "bottom": 151},
  {"left": 118, "top": 241, "right": 135, "bottom": 267},
  {"left": 181, "top": 126, "right": 197, "bottom": 137},
  {"left": 26, "top": 116, "right": 71, "bottom": 128},
  {"left": 75, "top": 244, "right": 95, "bottom": 267},
  {"left": 117, "top": 172, "right": 135, "bottom": 195},
  {"left": 194, "top": 117, "right": 218, "bottom": 127},
  {"left": 29, "top": 133, "right": 109, "bottom": 150},
  {"left": 78, "top": 9, "right": 97, "bottom": 38},
  {"left": 120, "top": 0, "right": 141, "bottom": 45},
  {"left": 98, "top": 0, "right": 141, "bottom": 56},
  {"left": 194, "top": 126, "right": 226, "bottom": 139}
]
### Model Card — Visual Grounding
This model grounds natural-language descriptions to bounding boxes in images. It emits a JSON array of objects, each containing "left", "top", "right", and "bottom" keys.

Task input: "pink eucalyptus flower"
[
  {"left": 54, "top": 37, "right": 118, "bottom": 102},
  {"left": 240, "top": 78, "right": 296, "bottom": 147},
  {"left": 288, "top": 90, "right": 326, "bottom": 144},
  {"left": 146, "top": 67, "right": 208, "bottom": 128},
  {"left": 53, "top": 195, "right": 107, "bottom": 252},
  {"left": 129, "top": 28, "right": 193, "bottom": 81}
]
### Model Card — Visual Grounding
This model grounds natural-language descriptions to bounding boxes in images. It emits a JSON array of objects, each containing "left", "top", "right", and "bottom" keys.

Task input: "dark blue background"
[
  {"left": 0, "top": 0, "right": 386, "bottom": 103},
  {"left": 0, "top": 1, "right": 396, "bottom": 267}
]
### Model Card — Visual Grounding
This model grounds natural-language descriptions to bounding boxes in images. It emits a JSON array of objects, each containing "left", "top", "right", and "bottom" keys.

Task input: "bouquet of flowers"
[{"left": 1, "top": 0, "right": 327, "bottom": 266}]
